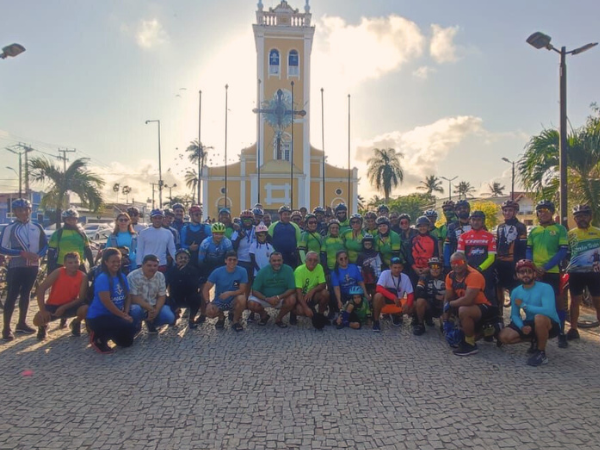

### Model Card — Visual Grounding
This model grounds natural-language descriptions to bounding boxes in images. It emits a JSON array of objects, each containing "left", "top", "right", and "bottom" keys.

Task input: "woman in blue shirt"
[
  {"left": 86, "top": 247, "right": 141, "bottom": 354},
  {"left": 331, "top": 250, "right": 369, "bottom": 311},
  {"left": 105, "top": 213, "right": 137, "bottom": 273}
]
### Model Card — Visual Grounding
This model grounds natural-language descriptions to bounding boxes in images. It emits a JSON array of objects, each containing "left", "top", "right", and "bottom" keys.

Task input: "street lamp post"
[
  {"left": 6, "top": 166, "right": 19, "bottom": 197},
  {"left": 441, "top": 176, "right": 458, "bottom": 202},
  {"left": 1, "top": 43, "right": 26, "bottom": 59},
  {"left": 526, "top": 32, "right": 597, "bottom": 227},
  {"left": 145, "top": 120, "right": 163, "bottom": 208},
  {"left": 501, "top": 157, "right": 516, "bottom": 201}
]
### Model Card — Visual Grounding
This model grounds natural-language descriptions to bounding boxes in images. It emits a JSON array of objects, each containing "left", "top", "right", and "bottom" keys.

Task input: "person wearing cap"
[
  {"left": 268, "top": 206, "right": 301, "bottom": 269},
  {"left": 136, "top": 209, "right": 177, "bottom": 272},
  {"left": 412, "top": 257, "right": 446, "bottom": 336},
  {"left": 180, "top": 205, "right": 212, "bottom": 268},
  {"left": 218, "top": 208, "right": 235, "bottom": 239},
  {"left": 162, "top": 209, "right": 181, "bottom": 250},
  {"left": 498, "top": 259, "right": 561, "bottom": 366},
  {"left": 443, "top": 200, "right": 472, "bottom": 270},
  {"left": 565, "top": 204, "right": 600, "bottom": 341},
  {"left": 372, "top": 257, "right": 414, "bottom": 331},
  {"left": 362, "top": 211, "right": 378, "bottom": 237},
  {"left": 127, "top": 207, "right": 147, "bottom": 234},
  {"left": 0, "top": 199, "right": 48, "bottom": 340},
  {"left": 166, "top": 249, "right": 204, "bottom": 328},
  {"left": 232, "top": 210, "right": 257, "bottom": 299},
  {"left": 249, "top": 224, "right": 274, "bottom": 275},
  {"left": 248, "top": 252, "right": 297, "bottom": 327},
  {"left": 312, "top": 207, "right": 327, "bottom": 235},
  {"left": 171, "top": 203, "right": 187, "bottom": 233},
  {"left": 47, "top": 209, "right": 94, "bottom": 273}
]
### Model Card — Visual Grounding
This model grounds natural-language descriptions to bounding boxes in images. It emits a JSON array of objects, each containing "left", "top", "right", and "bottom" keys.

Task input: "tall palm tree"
[
  {"left": 121, "top": 185, "right": 132, "bottom": 204},
  {"left": 417, "top": 175, "right": 444, "bottom": 196},
  {"left": 29, "top": 157, "right": 104, "bottom": 227},
  {"left": 454, "top": 181, "right": 475, "bottom": 199},
  {"left": 488, "top": 182, "right": 505, "bottom": 197},
  {"left": 366, "top": 148, "right": 404, "bottom": 203},
  {"left": 184, "top": 169, "right": 199, "bottom": 202},
  {"left": 186, "top": 140, "right": 213, "bottom": 204},
  {"left": 113, "top": 183, "right": 120, "bottom": 203}
]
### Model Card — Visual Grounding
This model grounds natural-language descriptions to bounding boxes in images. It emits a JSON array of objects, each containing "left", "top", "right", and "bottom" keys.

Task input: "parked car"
[{"left": 83, "top": 223, "right": 111, "bottom": 238}]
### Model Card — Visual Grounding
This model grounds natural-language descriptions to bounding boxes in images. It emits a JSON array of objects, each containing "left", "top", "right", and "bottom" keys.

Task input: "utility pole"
[
  {"left": 16, "top": 143, "right": 33, "bottom": 194},
  {"left": 58, "top": 148, "right": 76, "bottom": 172},
  {"left": 150, "top": 182, "right": 158, "bottom": 209}
]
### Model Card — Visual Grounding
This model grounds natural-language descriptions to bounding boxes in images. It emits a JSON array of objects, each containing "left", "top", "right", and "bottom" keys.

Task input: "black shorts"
[
  {"left": 568, "top": 272, "right": 600, "bottom": 297},
  {"left": 507, "top": 319, "right": 560, "bottom": 340},
  {"left": 541, "top": 272, "right": 560, "bottom": 298},
  {"left": 496, "top": 260, "right": 519, "bottom": 292},
  {"left": 45, "top": 304, "right": 81, "bottom": 319},
  {"left": 476, "top": 304, "right": 497, "bottom": 324},
  {"left": 421, "top": 296, "right": 443, "bottom": 318}
]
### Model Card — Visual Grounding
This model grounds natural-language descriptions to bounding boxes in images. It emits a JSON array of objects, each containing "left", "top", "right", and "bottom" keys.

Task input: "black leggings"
[
  {"left": 87, "top": 315, "right": 137, "bottom": 347},
  {"left": 3, "top": 266, "right": 38, "bottom": 330},
  {"left": 168, "top": 293, "right": 202, "bottom": 321}
]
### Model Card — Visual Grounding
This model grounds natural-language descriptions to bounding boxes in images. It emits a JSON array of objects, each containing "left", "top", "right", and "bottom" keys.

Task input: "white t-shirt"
[
  {"left": 249, "top": 241, "right": 274, "bottom": 275},
  {"left": 376, "top": 270, "right": 413, "bottom": 298},
  {"left": 136, "top": 226, "right": 176, "bottom": 266}
]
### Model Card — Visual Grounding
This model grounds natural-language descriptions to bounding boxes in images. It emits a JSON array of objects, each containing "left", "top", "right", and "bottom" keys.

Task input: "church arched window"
[
  {"left": 269, "top": 49, "right": 280, "bottom": 76},
  {"left": 288, "top": 50, "right": 299, "bottom": 77},
  {"left": 273, "top": 132, "right": 291, "bottom": 161}
]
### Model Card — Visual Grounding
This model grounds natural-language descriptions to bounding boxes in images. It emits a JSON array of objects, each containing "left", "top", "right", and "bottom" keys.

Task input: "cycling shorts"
[
  {"left": 568, "top": 272, "right": 600, "bottom": 297},
  {"left": 507, "top": 319, "right": 560, "bottom": 340}
]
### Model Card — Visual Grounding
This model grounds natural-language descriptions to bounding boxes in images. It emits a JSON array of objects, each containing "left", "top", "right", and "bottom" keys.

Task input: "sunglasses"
[
  {"left": 429, "top": 265, "right": 442, "bottom": 270},
  {"left": 537, "top": 208, "right": 551, "bottom": 214},
  {"left": 450, "top": 260, "right": 465, "bottom": 267},
  {"left": 338, "top": 256, "right": 348, "bottom": 261},
  {"left": 118, "top": 218, "right": 129, "bottom": 222}
]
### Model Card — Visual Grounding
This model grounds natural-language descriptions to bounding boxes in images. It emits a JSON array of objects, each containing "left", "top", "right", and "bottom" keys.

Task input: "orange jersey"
[{"left": 445, "top": 267, "right": 490, "bottom": 306}]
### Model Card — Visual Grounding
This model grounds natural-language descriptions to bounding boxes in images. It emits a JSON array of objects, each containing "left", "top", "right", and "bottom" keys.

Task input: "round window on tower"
[
  {"left": 220, "top": 187, "right": 226, "bottom": 194},
  {"left": 335, "top": 189, "right": 342, "bottom": 195}
]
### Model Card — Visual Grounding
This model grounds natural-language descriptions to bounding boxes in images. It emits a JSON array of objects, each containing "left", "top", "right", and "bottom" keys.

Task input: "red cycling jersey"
[{"left": 457, "top": 229, "right": 496, "bottom": 269}]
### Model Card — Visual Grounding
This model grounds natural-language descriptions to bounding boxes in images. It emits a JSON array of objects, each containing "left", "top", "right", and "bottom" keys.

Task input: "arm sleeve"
[
  {"left": 478, "top": 253, "right": 496, "bottom": 272},
  {"left": 510, "top": 289, "right": 524, "bottom": 329},
  {"left": 376, "top": 284, "right": 397, "bottom": 301},
  {"left": 526, "top": 233, "right": 533, "bottom": 261},
  {"left": 406, "top": 292, "right": 415, "bottom": 308},
  {"left": 180, "top": 227, "right": 189, "bottom": 249},
  {"left": 443, "top": 242, "right": 452, "bottom": 267},
  {"left": 198, "top": 242, "right": 207, "bottom": 263},
  {"left": 268, "top": 222, "right": 276, "bottom": 238},
  {"left": 542, "top": 247, "right": 567, "bottom": 272}
]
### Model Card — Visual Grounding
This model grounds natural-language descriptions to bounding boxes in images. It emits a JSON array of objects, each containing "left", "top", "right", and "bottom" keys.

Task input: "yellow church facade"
[{"left": 202, "top": 0, "right": 358, "bottom": 218}]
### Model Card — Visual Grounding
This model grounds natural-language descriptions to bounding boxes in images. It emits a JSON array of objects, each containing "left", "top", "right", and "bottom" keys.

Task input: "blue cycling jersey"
[{"left": 198, "top": 236, "right": 233, "bottom": 267}]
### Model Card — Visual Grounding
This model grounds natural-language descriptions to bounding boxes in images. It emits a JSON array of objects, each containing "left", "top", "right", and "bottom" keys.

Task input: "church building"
[{"left": 202, "top": 0, "right": 358, "bottom": 217}]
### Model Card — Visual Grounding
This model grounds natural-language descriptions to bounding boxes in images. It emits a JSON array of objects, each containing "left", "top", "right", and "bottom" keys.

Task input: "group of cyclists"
[{"left": 1, "top": 195, "right": 599, "bottom": 366}]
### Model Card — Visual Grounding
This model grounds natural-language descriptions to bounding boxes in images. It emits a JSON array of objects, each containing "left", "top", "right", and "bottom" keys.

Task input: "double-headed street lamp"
[
  {"left": 441, "top": 176, "right": 458, "bottom": 201},
  {"left": 1, "top": 43, "right": 26, "bottom": 59},
  {"left": 145, "top": 120, "right": 163, "bottom": 208},
  {"left": 501, "top": 157, "right": 516, "bottom": 201},
  {"left": 526, "top": 32, "right": 597, "bottom": 227}
]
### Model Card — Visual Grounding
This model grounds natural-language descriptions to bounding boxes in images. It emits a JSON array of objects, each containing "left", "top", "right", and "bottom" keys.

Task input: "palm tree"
[
  {"left": 186, "top": 140, "right": 213, "bottom": 204},
  {"left": 184, "top": 169, "right": 198, "bottom": 201},
  {"left": 454, "top": 181, "right": 475, "bottom": 199},
  {"left": 417, "top": 175, "right": 444, "bottom": 196},
  {"left": 488, "top": 182, "right": 505, "bottom": 197},
  {"left": 519, "top": 110, "right": 600, "bottom": 222},
  {"left": 366, "top": 148, "right": 404, "bottom": 203},
  {"left": 29, "top": 157, "right": 104, "bottom": 227},
  {"left": 121, "top": 185, "right": 132, "bottom": 204},
  {"left": 113, "top": 183, "right": 120, "bottom": 203}
]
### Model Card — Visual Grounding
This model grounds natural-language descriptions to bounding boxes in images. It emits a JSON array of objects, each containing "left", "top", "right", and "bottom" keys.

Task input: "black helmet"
[
  {"left": 334, "top": 203, "right": 348, "bottom": 212},
  {"left": 424, "top": 209, "right": 438, "bottom": 220},
  {"left": 416, "top": 216, "right": 431, "bottom": 227},
  {"left": 398, "top": 213, "right": 411, "bottom": 222},
  {"left": 455, "top": 200, "right": 470, "bottom": 210},
  {"left": 377, "top": 204, "right": 389, "bottom": 212},
  {"left": 501, "top": 200, "right": 520, "bottom": 212},
  {"left": 470, "top": 210, "right": 486, "bottom": 220},
  {"left": 362, "top": 234, "right": 375, "bottom": 243},
  {"left": 535, "top": 200, "right": 555, "bottom": 214},
  {"left": 349, "top": 213, "right": 363, "bottom": 222},
  {"left": 364, "top": 211, "right": 377, "bottom": 220},
  {"left": 376, "top": 216, "right": 390, "bottom": 226},
  {"left": 573, "top": 204, "right": 592, "bottom": 215},
  {"left": 278, "top": 205, "right": 291, "bottom": 214},
  {"left": 313, "top": 206, "right": 325, "bottom": 214},
  {"left": 442, "top": 200, "right": 455, "bottom": 210}
]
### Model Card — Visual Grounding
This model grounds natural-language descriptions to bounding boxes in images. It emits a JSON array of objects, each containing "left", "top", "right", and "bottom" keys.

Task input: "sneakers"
[
  {"left": 558, "top": 334, "right": 569, "bottom": 349},
  {"left": 15, "top": 323, "right": 35, "bottom": 335},
  {"left": 2, "top": 329, "right": 14, "bottom": 341},
  {"left": 91, "top": 338, "right": 114, "bottom": 354},
  {"left": 413, "top": 323, "right": 426, "bottom": 336},
  {"left": 145, "top": 321, "right": 158, "bottom": 334},
  {"left": 566, "top": 328, "right": 580, "bottom": 341},
  {"left": 37, "top": 326, "right": 47, "bottom": 341},
  {"left": 70, "top": 320, "right": 81, "bottom": 337},
  {"left": 372, "top": 320, "right": 381, "bottom": 332},
  {"left": 289, "top": 313, "right": 298, "bottom": 326},
  {"left": 392, "top": 314, "right": 402, "bottom": 327},
  {"left": 453, "top": 342, "right": 479, "bottom": 357},
  {"left": 527, "top": 350, "right": 548, "bottom": 367},
  {"left": 527, "top": 341, "right": 538, "bottom": 354},
  {"left": 424, "top": 316, "right": 435, "bottom": 327}
]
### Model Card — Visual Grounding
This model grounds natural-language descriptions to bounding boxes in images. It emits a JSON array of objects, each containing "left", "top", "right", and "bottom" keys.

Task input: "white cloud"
[
  {"left": 134, "top": 19, "right": 168, "bottom": 49},
  {"left": 413, "top": 66, "right": 435, "bottom": 80},
  {"left": 430, "top": 24, "right": 460, "bottom": 63}
]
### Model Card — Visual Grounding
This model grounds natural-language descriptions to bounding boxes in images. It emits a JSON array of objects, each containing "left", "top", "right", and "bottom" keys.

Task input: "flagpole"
[
  {"left": 224, "top": 84, "right": 229, "bottom": 209},
  {"left": 257, "top": 79, "right": 261, "bottom": 205},
  {"left": 290, "top": 81, "right": 295, "bottom": 210},
  {"left": 198, "top": 90, "right": 202, "bottom": 206},
  {"left": 347, "top": 94, "right": 351, "bottom": 213},
  {"left": 321, "top": 88, "right": 325, "bottom": 208}
]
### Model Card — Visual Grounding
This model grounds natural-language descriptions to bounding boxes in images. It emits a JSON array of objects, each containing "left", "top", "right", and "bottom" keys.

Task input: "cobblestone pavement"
[{"left": 1, "top": 307, "right": 600, "bottom": 450}]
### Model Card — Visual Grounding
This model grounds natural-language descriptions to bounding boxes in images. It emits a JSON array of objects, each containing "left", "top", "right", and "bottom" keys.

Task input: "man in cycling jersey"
[
  {"left": 412, "top": 257, "right": 446, "bottom": 336},
  {"left": 444, "top": 200, "right": 472, "bottom": 271},
  {"left": 171, "top": 203, "right": 187, "bottom": 233},
  {"left": 438, "top": 200, "right": 456, "bottom": 256},
  {"left": 334, "top": 203, "right": 350, "bottom": 233},
  {"left": 496, "top": 200, "right": 527, "bottom": 305},
  {"left": 198, "top": 222, "right": 234, "bottom": 276},
  {"left": 47, "top": 209, "right": 94, "bottom": 272},
  {"left": 268, "top": 206, "right": 301, "bottom": 269},
  {"left": 409, "top": 216, "right": 439, "bottom": 289},
  {"left": 180, "top": 205, "right": 212, "bottom": 267}
]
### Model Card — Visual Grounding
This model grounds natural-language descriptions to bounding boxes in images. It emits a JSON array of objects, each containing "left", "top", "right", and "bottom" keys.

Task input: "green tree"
[
  {"left": 417, "top": 175, "right": 444, "bottom": 196},
  {"left": 112, "top": 183, "right": 120, "bottom": 203},
  {"left": 388, "top": 193, "right": 435, "bottom": 221},
  {"left": 454, "top": 181, "right": 475, "bottom": 199},
  {"left": 471, "top": 200, "right": 500, "bottom": 229},
  {"left": 29, "top": 157, "right": 104, "bottom": 227},
  {"left": 488, "top": 182, "right": 505, "bottom": 197},
  {"left": 519, "top": 106, "right": 600, "bottom": 223},
  {"left": 184, "top": 169, "right": 198, "bottom": 201},
  {"left": 366, "top": 148, "right": 404, "bottom": 203},
  {"left": 186, "top": 140, "right": 212, "bottom": 204}
]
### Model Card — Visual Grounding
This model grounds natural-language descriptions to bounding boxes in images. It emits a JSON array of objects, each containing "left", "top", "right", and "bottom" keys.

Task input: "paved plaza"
[{"left": 1, "top": 309, "right": 600, "bottom": 450}]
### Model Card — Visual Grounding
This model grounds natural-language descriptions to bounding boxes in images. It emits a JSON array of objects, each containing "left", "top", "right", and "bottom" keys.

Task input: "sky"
[{"left": 1, "top": 0, "right": 599, "bottom": 205}]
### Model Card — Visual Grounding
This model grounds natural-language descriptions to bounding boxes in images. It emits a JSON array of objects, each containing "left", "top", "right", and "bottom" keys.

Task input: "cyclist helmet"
[
  {"left": 11, "top": 198, "right": 31, "bottom": 209},
  {"left": 255, "top": 224, "right": 268, "bottom": 233},
  {"left": 150, "top": 209, "right": 163, "bottom": 218},
  {"left": 573, "top": 204, "right": 592, "bottom": 215},
  {"left": 376, "top": 216, "right": 390, "bottom": 226},
  {"left": 445, "top": 328, "right": 464, "bottom": 348},
  {"left": 252, "top": 207, "right": 264, "bottom": 217},
  {"left": 349, "top": 286, "right": 364, "bottom": 296},
  {"left": 416, "top": 216, "right": 431, "bottom": 227},
  {"left": 240, "top": 209, "right": 254, "bottom": 220},
  {"left": 62, "top": 208, "right": 79, "bottom": 219},
  {"left": 211, "top": 222, "right": 226, "bottom": 234},
  {"left": 424, "top": 210, "right": 438, "bottom": 221},
  {"left": 377, "top": 204, "right": 389, "bottom": 213},
  {"left": 175, "top": 248, "right": 190, "bottom": 257},
  {"left": 188, "top": 205, "right": 202, "bottom": 214},
  {"left": 163, "top": 208, "right": 174, "bottom": 217},
  {"left": 349, "top": 213, "right": 363, "bottom": 222},
  {"left": 219, "top": 207, "right": 231, "bottom": 215},
  {"left": 398, "top": 213, "right": 411, "bottom": 222},
  {"left": 362, "top": 234, "right": 375, "bottom": 243},
  {"left": 470, "top": 210, "right": 486, "bottom": 220},
  {"left": 364, "top": 211, "right": 377, "bottom": 220},
  {"left": 334, "top": 203, "right": 348, "bottom": 212},
  {"left": 455, "top": 200, "right": 470, "bottom": 210},
  {"left": 171, "top": 203, "right": 185, "bottom": 211},
  {"left": 304, "top": 213, "right": 317, "bottom": 222},
  {"left": 515, "top": 259, "right": 536, "bottom": 272},
  {"left": 291, "top": 210, "right": 302, "bottom": 220},
  {"left": 428, "top": 257, "right": 442, "bottom": 267},
  {"left": 278, "top": 205, "right": 291, "bottom": 214},
  {"left": 535, "top": 200, "right": 555, "bottom": 213},
  {"left": 442, "top": 200, "right": 455, "bottom": 210},
  {"left": 501, "top": 200, "right": 520, "bottom": 212},
  {"left": 328, "top": 219, "right": 341, "bottom": 228},
  {"left": 313, "top": 206, "right": 325, "bottom": 214},
  {"left": 127, "top": 206, "right": 140, "bottom": 215}
]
